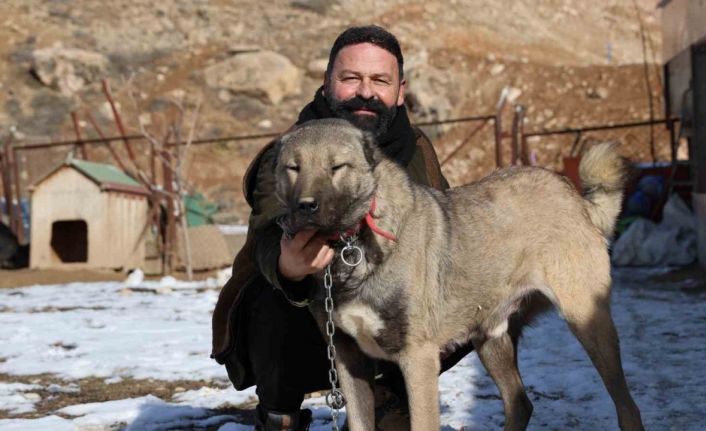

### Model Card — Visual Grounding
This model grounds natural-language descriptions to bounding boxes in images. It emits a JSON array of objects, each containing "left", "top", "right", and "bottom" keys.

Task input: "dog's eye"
[
  {"left": 332, "top": 163, "right": 349, "bottom": 173},
  {"left": 286, "top": 165, "right": 300, "bottom": 172}
]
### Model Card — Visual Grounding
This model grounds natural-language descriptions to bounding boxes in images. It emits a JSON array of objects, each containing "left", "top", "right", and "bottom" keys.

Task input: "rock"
[
  {"left": 204, "top": 51, "right": 302, "bottom": 105},
  {"left": 404, "top": 63, "right": 452, "bottom": 132},
  {"left": 228, "top": 95, "right": 267, "bottom": 121},
  {"left": 506, "top": 86, "right": 523, "bottom": 103},
  {"left": 31, "top": 43, "right": 109, "bottom": 96},
  {"left": 586, "top": 86, "right": 609, "bottom": 99},
  {"left": 306, "top": 58, "right": 328, "bottom": 79},
  {"left": 291, "top": 0, "right": 337, "bottom": 14},
  {"left": 490, "top": 64, "right": 505, "bottom": 76}
]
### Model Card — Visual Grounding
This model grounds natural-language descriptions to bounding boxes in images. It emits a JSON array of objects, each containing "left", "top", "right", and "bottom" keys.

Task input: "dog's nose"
[{"left": 297, "top": 199, "right": 319, "bottom": 214}]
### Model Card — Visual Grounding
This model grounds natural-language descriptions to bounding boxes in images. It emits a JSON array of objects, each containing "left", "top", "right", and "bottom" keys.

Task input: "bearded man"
[{"left": 211, "top": 25, "right": 473, "bottom": 431}]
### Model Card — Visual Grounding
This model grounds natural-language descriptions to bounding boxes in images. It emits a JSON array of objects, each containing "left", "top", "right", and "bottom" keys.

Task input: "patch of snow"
[
  {"left": 0, "top": 281, "right": 225, "bottom": 381},
  {"left": 0, "top": 268, "right": 705, "bottom": 430},
  {"left": 0, "top": 416, "right": 76, "bottom": 431},
  {"left": 124, "top": 269, "right": 144, "bottom": 287},
  {"left": 171, "top": 386, "right": 256, "bottom": 409},
  {"left": 0, "top": 383, "right": 41, "bottom": 414},
  {"left": 217, "top": 225, "right": 248, "bottom": 235}
]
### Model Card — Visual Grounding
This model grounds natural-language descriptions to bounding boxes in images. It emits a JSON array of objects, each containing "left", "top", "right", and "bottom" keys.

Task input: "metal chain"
[{"left": 324, "top": 263, "right": 345, "bottom": 430}]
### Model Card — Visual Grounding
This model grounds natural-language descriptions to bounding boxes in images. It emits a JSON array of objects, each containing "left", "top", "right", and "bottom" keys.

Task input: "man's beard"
[{"left": 324, "top": 92, "right": 397, "bottom": 139}]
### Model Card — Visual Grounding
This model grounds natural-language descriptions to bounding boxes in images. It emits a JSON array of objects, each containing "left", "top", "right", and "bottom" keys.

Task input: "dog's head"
[{"left": 274, "top": 118, "right": 380, "bottom": 236}]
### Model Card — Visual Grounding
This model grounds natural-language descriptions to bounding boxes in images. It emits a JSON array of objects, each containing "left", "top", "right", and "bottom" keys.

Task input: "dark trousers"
[{"left": 235, "top": 282, "right": 474, "bottom": 413}]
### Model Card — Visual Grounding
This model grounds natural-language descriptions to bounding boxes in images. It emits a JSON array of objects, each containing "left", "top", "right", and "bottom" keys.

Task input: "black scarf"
[{"left": 296, "top": 87, "right": 417, "bottom": 167}]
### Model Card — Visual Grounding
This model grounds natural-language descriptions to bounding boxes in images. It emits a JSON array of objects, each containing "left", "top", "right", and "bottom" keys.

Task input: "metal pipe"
[
  {"left": 440, "top": 120, "right": 490, "bottom": 166},
  {"left": 523, "top": 118, "right": 678, "bottom": 138}
]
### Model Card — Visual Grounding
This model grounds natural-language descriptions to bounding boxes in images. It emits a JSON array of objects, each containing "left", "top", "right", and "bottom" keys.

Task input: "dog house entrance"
[{"left": 51, "top": 220, "right": 88, "bottom": 263}]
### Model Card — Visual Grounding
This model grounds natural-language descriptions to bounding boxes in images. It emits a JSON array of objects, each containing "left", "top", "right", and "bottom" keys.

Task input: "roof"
[
  {"left": 32, "top": 159, "right": 150, "bottom": 196},
  {"left": 70, "top": 159, "right": 139, "bottom": 187}
]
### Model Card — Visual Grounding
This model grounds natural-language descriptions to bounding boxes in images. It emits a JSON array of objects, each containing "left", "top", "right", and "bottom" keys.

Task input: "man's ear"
[
  {"left": 396, "top": 78, "right": 407, "bottom": 106},
  {"left": 361, "top": 131, "right": 381, "bottom": 169}
]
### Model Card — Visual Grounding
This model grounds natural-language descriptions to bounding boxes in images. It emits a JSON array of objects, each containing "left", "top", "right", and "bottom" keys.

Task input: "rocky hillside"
[{"left": 0, "top": 0, "right": 666, "bottom": 223}]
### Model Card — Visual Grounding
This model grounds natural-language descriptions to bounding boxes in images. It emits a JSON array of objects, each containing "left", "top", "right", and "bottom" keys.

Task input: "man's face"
[{"left": 324, "top": 43, "right": 406, "bottom": 138}]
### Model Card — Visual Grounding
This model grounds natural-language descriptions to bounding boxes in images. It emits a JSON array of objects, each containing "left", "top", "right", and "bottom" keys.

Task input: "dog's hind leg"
[
  {"left": 399, "top": 343, "right": 441, "bottom": 431},
  {"left": 555, "top": 291, "right": 645, "bottom": 431},
  {"left": 474, "top": 332, "right": 533, "bottom": 431},
  {"left": 332, "top": 332, "right": 376, "bottom": 431}
]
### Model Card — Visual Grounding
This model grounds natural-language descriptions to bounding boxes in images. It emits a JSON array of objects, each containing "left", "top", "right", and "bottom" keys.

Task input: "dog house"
[{"left": 29, "top": 159, "right": 149, "bottom": 269}]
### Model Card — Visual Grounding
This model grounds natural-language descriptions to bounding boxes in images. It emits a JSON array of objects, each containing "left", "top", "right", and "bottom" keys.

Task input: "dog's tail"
[{"left": 579, "top": 142, "right": 627, "bottom": 239}]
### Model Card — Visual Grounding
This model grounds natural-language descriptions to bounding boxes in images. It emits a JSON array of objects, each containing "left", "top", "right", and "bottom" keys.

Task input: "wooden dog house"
[{"left": 29, "top": 159, "right": 149, "bottom": 269}]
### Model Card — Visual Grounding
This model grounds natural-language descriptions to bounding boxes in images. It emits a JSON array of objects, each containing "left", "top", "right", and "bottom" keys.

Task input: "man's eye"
[{"left": 286, "top": 165, "right": 300, "bottom": 172}]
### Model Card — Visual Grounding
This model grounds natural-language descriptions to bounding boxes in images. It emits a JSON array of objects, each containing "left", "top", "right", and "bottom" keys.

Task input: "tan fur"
[
  {"left": 579, "top": 142, "right": 627, "bottom": 238},
  {"left": 274, "top": 120, "right": 644, "bottom": 431}
]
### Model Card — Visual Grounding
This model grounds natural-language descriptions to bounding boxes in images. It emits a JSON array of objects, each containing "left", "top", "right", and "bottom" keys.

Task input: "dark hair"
[{"left": 326, "top": 25, "right": 404, "bottom": 80}]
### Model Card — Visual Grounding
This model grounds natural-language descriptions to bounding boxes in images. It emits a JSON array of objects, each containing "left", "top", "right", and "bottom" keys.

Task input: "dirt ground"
[
  {"left": 0, "top": 267, "right": 225, "bottom": 289},
  {"left": 0, "top": 373, "right": 236, "bottom": 421}
]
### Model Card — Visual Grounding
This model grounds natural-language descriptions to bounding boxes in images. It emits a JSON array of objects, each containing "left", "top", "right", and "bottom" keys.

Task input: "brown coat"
[{"left": 210, "top": 127, "right": 447, "bottom": 389}]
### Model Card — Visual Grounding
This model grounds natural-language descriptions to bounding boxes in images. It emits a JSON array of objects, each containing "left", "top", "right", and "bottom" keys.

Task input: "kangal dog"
[{"left": 273, "top": 119, "right": 644, "bottom": 431}]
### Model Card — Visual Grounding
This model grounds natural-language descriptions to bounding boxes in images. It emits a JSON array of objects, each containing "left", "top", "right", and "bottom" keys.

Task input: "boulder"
[
  {"left": 306, "top": 58, "right": 328, "bottom": 79},
  {"left": 204, "top": 51, "right": 302, "bottom": 105},
  {"left": 31, "top": 43, "right": 109, "bottom": 96}
]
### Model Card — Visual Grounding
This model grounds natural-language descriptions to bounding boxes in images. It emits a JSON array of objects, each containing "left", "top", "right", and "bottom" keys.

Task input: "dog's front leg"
[
  {"left": 399, "top": 343, "right": 441, "bottom": 431},
  {"left": 332, "top": 331, "right": 376, "bottom": 431}
]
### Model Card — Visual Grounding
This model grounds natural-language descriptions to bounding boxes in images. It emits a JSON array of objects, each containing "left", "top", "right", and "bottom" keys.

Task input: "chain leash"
[
  {"left": 324, "top": 264, "right": 345, "bottom": 431},
  {"left": 324, "top": 234, "right": 364, "bottom": 430}
]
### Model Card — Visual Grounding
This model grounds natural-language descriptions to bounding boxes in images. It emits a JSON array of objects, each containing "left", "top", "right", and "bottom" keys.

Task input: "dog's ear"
[
  {"left": 271, "top": 133, "right": 292, "bottom": 174},
  {"left": 360, "top": 130, "right": 381, "bottom": 169}
]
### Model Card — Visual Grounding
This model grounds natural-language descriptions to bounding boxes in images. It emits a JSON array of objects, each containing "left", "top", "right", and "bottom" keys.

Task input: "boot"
[{"left": 254, "top": 406, "right": 313, "bottom": 431}]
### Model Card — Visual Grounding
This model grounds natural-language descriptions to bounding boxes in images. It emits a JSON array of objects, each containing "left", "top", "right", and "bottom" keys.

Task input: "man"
[{"left": 211, "top": 25, "right": 472, "bottom": 431}]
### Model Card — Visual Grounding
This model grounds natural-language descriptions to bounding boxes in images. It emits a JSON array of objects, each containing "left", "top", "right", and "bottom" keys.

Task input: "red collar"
[{"left": 329, "top": 196, "right": 397, "bottom": 242}]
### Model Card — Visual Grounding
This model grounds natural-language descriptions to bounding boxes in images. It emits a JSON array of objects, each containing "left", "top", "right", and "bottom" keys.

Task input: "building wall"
[
  {"left": 30, "top": 167, "right": 147, "bottom": 269},
  {"left": 103, "top": 192, "right": 148, "bottom": 268},
  {"left": 662, "top": 0, "right": 706, "bottom": 62}
]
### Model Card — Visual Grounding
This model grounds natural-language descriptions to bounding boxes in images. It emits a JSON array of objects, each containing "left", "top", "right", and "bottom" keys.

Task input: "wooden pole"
[
  {"left": 101, "top": 79, "right": 138, "bottom": 162},
  {"left": 11, "top": 147, "right": 25, "bottom": 245},
  {"left": 71, "top": 111, "right": 88, "bottom": 160},
  {"left": 162, "top": 150, "right": 175, "bottom": 275},
  {"left": 2, "top": 141, "right": 17, "bottom": 237},
  {"left": 85, "top": 111, "right": 129, "bottom": 173}
]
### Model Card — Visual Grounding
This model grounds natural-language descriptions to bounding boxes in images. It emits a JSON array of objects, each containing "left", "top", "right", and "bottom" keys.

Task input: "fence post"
[
  {"left": 495, "top": 95, "right": 508, "bottom": 168},
  {"left": 511, "top": 105, "right": 526, "bottom": 165},
  {"left": 11, "top": 147, "right": 25, "bottom": 245},
  {"left": 1, "top": 139, "right": 18, "bottom": 237}
]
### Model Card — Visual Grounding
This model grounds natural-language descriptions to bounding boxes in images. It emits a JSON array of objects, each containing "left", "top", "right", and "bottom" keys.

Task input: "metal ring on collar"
[{"left": 340, "top": 244, "right": 363, "bottom": 266}]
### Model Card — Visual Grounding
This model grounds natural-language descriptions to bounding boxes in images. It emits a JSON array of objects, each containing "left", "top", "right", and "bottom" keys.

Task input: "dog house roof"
[{"left": 31, "top": 159, "right": 150, "bottom": 196}]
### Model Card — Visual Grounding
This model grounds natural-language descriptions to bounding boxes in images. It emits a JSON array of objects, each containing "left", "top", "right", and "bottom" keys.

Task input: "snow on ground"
[{"left": 1, "top": 267, "right": 705, "bottom": 430}]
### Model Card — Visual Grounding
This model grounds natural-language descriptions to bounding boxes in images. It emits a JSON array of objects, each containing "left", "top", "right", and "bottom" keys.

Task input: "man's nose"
[
  {"left": 297, "top": 198, "right": 319, "bottom": 214},
  {"left": 356, "top": 79, "right": 374, "bottom": 100}
]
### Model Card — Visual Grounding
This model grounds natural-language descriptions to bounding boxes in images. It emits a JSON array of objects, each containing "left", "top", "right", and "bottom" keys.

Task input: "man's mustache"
[{"left": 337, "top": 96, "right": 388, "bottom": 115}]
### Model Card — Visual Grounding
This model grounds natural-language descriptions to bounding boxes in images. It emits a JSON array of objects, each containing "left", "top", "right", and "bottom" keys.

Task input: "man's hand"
[{"left": 278, "top": 229, "right": 335, "bottom": 282}]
